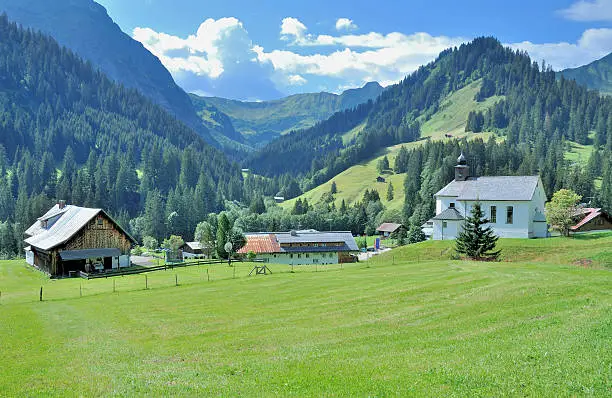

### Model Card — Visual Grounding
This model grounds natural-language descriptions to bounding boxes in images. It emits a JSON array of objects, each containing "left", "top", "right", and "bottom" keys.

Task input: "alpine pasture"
[{"left": 1, "top": 233, "right": 611, "bottom": 396}]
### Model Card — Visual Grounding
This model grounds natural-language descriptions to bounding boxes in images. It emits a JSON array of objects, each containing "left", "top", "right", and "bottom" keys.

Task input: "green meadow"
[{"left": 1, "top": 233, "right": 611, "bottom": 396}]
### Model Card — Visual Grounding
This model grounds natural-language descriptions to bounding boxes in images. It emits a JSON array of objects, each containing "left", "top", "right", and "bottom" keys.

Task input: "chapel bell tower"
[{"left": 454, "top": 152, "right": 469, "bottom": 181}]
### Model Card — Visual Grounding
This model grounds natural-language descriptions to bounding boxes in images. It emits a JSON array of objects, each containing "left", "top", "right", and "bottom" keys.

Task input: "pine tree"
[
  {"left": 386, "top": 182, "right": 394, "bottom": 201},
  {"left": 455, "top": 202, "right": 500, "bottom": 260},
  {"left": 330, "top": 181, "right": 337, "bottom": 194},
  {"left": 407, "top": 224, "right": 426, "bottom": 244}
]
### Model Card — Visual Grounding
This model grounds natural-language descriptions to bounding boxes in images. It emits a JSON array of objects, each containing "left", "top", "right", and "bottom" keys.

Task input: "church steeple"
[{"left": 455, "top": 152, "right": 469, "bottom": 181}]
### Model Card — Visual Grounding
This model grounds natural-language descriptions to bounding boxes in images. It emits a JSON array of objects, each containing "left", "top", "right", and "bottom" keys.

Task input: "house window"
[
  {"left": 449, "top": 202, "right": 455, "bottom": 209},
  {"left": 442, "top": 221, "right": 448, "bottom": 228},
  {"left": 305, "top": 254, "right": 310, "bottom": 258},
  {"left": 290, "top": 254, "right": 293, "bottom": 258},
  {"left": 297, "top": 254, "right": 301, "bottom": 258},
  {"left": 506, "top": 206, "right": 514, "bottom": 224},
  {"left": 97, "top": 217, "right": 103, "bottom": 226},
  {"left": 490, "top": 206, "right": 497, "bottom": 223}
]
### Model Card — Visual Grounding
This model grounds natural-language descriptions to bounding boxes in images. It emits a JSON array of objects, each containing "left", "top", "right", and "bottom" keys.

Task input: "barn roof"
[
  {"left": 25, "top": 204, "right": 136, "bottom": 251},
  {"left": 238, "top": 234, "right": 281, "bottom": 254},
  {"left": 435, "top": 176, "right": 540, "bottom": 201},
  {"left": 376, "top": 223, "right": 403, "bottom": 233}
]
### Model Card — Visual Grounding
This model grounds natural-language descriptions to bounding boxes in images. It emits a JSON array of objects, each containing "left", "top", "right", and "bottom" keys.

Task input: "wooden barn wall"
[
  {"left": 62, "top": 214, "right": 132, "bottom": 254},
  {"left": 578, "top": 215, "right": 612, "bottom": 232}
]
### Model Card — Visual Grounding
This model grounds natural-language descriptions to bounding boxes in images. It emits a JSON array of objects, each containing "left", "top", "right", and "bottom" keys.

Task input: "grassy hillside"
[
  {"left": 283, "top": 81, "right": 501, "bottom": 211},
  {"left": 1, "top": 233, "right": 610, "bottom": 395}
]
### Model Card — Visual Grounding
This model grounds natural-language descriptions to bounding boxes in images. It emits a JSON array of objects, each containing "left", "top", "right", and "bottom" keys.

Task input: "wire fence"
[{"left": 0, "top": 252, "right": 445, "bottom": 306}]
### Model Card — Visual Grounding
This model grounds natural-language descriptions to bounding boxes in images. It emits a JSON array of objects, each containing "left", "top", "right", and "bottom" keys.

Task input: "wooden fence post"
[
  {"left": 207, "top": 268, "right": 210, "bottom": 282},
  {"left": 233, "top": 266, "right": 236, "bottom": 279},
  {"left": 80, "top": 284, "right": 82, "bottom": 298},
  {"left": 145, "top": 275, "right": 148, "bottom": 290},
  {"left": 175, "top": 274, "right": 178, "bottom": 287},
  {"left": 39, "top": 286, "right": 43, "bottom": 302},
  {"left": 113, "top": 279, "right": 116, "bottom": 293}
]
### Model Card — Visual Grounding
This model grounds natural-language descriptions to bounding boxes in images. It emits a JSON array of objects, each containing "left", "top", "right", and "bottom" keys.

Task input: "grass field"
[{"left": 1, "top": 233, "right": 611, "bottom": 396}]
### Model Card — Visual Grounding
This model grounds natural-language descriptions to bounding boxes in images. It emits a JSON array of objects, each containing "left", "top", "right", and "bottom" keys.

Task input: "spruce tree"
[{"left": 455, "top": 202, "right": 500, "bottom": 260}]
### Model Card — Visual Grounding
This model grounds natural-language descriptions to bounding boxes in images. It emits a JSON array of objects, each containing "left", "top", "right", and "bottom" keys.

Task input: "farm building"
[
  {"left": 24, "top": 201, "right": 136, "bottom": 276},
  {"left": 376, "top": 176, "right": 386, "bottom": 183},
  {"left": 238, "top": 230, "right": 358, "bottom": 265},
  {"left": 376, "top": 222, "right": 405, "bottom": 238},
  {"left": 570, "top": 208, "right": 612, "bottom": 233},
  {"left": 431, "top": 153, "right": 549, "bottom": 240},
  {"left": 182, "top": 241, "right": 208, "bottom": 258}
]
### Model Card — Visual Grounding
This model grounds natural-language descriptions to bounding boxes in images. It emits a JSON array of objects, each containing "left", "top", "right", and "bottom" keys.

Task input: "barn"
[{"left": 24, "top": 201, "right": 136, "bottom": 277}]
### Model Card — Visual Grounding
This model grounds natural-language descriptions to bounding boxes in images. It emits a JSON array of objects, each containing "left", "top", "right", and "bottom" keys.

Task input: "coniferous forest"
[{"left": 0, "top": 16, "right": 611, "bottom": 258}]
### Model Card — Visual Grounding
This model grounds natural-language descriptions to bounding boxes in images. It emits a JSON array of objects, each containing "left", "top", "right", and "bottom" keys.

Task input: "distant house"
[
  {"left": 241, "top": 168, "right": 250, "bottom": 173},
  {"left": 24, "top": 201, "right": 136, "bottom": 276},
  {"left": 376, "top": 176, "right": 386, "bottom": 183},
  {"left": 237, "top": 230, "right": 358, "bottom": 264},
  {"left": 376, "top": 222, "right": 405, "bottom": 238},
  {"left": 430, "top": 153, "right": 548, "bottom": 240},
  {"left": 421, "top": 220, "right": 434, "bottom": 239},
  {"left": 274, "top": 196, "right": 285, "bottom": 203},
  {"left": 570, "top": 208, "right": 612, "bottom": 233},
  {"left": 182, "top": 241, "right": 208, "bottom": 258}
]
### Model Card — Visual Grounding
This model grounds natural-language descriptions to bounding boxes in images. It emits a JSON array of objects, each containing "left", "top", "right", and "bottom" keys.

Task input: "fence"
[{"left": 78, "top": 259, "right": 227, "bottom": 279}]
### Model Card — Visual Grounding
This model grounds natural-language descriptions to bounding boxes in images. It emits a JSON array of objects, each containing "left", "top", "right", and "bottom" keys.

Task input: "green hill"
[
  {"left": 1, "top": 232, "right": 610, "bottom": 395},
  {"left": 559, "top": 52, "right": 612, "bottom": 95},
  {"left": 199, "top": 82, "right": 383, "bottom": 147},
  {"left": 283, "top": 81, "right": 502, "bottom": 211}
]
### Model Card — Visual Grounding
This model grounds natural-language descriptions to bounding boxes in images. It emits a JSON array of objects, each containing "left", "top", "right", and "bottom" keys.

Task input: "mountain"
[
  {"left": 0, "top": 14, "right": 243, "bottom": 249},
  {"left": 197, "top": 82, "right": 384, "bottom": 147},
  {"left": 0, "top": 0, "right": 215, "bottom": 142},
  {"left": 246, "top": 38, "right": 612, "bottom": 207},
  {"left": 559, "top": 52, "right": 612, "bottom": 95}
]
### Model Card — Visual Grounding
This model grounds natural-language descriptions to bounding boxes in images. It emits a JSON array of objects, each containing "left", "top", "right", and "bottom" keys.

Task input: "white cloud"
[
  {"left": 558, "top": 0, "right": 612, "bottom": 22},
  {"left": 510, "top": 28, "right": 612, "bottom": 70},
  {"left": 287, "top": 74, "right": 307, "bottom": 85},
  {"left": 335, "top": 18, "right": 357, "bottom": 31},
  {"left": 281, "top": 17, "right": 309, "bottom": 43}
]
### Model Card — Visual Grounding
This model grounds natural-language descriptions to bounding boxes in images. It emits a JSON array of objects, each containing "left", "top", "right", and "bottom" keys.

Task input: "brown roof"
[
  {"left": 376, "top": 223, "right": 403, "bottom": 233},
  {"left": 237, "top": 234, "right": 281, "bottom": 254}
]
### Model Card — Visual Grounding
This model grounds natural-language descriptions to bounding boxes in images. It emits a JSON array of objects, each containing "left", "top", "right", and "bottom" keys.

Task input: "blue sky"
[{"left": 97, "top": 0, "right": 612, "bottom": 100}]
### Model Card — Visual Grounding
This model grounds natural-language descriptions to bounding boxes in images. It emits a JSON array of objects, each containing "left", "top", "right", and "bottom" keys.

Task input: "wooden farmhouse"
[
  {"left": 376, "top": 222, "right": 405, "bottom": 238},
  {"left": 24, "top": 201, "right": 136, "bottom": 277}
]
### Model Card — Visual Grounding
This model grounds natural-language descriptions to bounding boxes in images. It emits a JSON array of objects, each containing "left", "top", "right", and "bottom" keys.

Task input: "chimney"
[
  {"left": 58, "top": 200, "right": 66, "bottom": 209},
  {"left": 454, "top": 152, "right": 469, "bottom": 182}
]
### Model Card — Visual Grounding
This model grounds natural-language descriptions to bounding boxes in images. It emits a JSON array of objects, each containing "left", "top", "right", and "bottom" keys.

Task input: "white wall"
[
  {"left": 528, "top": 180, "right": 548, "bottom": 238},
  {"left": 256, "top": 252, "right": 339, "bottom": 265},
  {"left": 119, "top": 255, "right": 130, "bottom": 268},
  {"left": 25, "top": 249, "right": 34, "bottom": 266},
  {"left": 435, "top": 198, "right": 535, "bottom": 239},
  {"left": 433, "top": 220, "right": 461, "bottom": 240}
]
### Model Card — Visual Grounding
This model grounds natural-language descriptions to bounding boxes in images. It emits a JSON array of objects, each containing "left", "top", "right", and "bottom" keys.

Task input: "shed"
[
  {"left": 376, "top": 176, "right": 386, "bottom": 183},
  {"left": 571, "top": 208, "right": 612, "bottom": 233},
  {"left": 375, "top": 222, "right": 405, "bottom": 238}
]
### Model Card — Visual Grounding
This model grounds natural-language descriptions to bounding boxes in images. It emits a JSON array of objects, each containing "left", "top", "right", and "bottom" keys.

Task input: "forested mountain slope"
[
  {"left": 559, "top": 52, "right": 612, "bottom": 95},
  {"left": 0, "top": 0, "right": 218, "bottom": 143},
  {"left": 0, "top": 15, "right": 244, "bottom": 254},
  {"left": 199, "top": 82, "right": 383, "bottom": 147}
]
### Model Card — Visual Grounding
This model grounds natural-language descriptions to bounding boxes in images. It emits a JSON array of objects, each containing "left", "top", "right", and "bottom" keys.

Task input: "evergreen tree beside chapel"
[{"left": 455, "top": 202, "right": 501, "bottom": 261}]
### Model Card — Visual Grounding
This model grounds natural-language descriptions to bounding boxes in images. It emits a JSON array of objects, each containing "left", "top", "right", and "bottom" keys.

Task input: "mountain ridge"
[
  {"left": 197, "top": 82, "right": 384, "bottom": 147},
  {"left": 559, "top": 52, "right": 612, "bottom": 95}
]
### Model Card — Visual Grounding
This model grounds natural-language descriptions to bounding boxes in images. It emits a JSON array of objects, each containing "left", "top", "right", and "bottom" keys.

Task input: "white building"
[
  {"left": 237, "top": 230, "right": 359, "bottom": 265},
  {"left": 431, "top": 153, "right": 548, "bottom": 240}
]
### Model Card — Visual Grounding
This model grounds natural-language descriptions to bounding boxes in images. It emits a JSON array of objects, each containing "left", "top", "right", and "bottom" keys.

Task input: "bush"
[{"left": 131, "top": 246, "right": 143, "bottom": 256}]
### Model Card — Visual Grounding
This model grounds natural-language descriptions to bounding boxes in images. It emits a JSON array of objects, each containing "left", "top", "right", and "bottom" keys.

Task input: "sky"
[{"left": 96, "top": 0, "right": 612, "bottom": 100}]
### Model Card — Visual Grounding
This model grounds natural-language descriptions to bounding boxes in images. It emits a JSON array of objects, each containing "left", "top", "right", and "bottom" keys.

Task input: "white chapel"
[{"left": 431, "top": 153, "right": 549, "bottom": 240}]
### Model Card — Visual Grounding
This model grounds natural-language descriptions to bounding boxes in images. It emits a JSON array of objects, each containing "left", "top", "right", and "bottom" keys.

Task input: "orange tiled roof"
[{"left": 237, "top": 234, "right": 281, "bottom": 254}]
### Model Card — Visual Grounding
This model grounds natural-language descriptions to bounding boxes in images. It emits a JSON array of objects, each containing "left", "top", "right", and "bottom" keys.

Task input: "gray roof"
[
  {"left": 25, "top": 204, "right": 135, "bottom": 251},
  {"left": 275, "top": 231, "right": 358, "bottom": 251},
  {"left": 432, "top": 208, "right": 464, "bottom": 221},
  {"left": 435, "top": 176, "right": 540, "bottom": 201},
  {"left": 185, "top": 242, "right": 204, "bottom": 250},
  {"left": 59, "top": 248, "right": 121, "bottom": 261}
]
